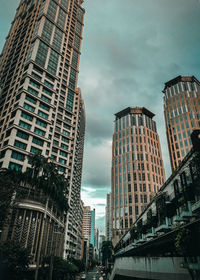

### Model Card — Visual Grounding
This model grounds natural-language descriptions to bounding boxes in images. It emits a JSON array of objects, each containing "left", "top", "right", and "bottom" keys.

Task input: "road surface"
[{"left": 85, "top": 267, "right": 105, "bottom": 280}]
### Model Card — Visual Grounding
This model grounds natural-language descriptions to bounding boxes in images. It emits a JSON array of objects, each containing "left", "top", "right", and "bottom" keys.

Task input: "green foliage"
[
  {"left": 69, "top": 258, "right": 85, "bottom": 272},
  {"left": 0, "top": 154, "right": 69, "bottom": 219},
  {"left": 130, "top": 226, "right": 138, "bottom": 241},
  {"left": 101, "top": 241, "right": 113, "bottom": 266},
  {"left": 26, "top": 154, "right": 69, "bottom": 212},
  {"left": 0, "top": 240, "right": 31, "bottom": 280},
  {"left": 0, "top": 168, "right": 22, "bottom": 230},
  {"left": 41, "top": 256, "right": 78, "bottom": 280},
  {"left": 175, "top": 227, "right": 194, "bottom": 256}
]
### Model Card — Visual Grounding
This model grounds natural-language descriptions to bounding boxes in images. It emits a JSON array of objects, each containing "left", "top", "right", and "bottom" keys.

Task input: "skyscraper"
[
  {"left": 0, "top": 0, "right": 85, "bottom": 261},
  {"left": 82, "top": 206, "right": 95, "bottom": 246},
  {"left": 163, "top": 76, "right": 200, "bottom": 171},
  {"left": 111, "top": 107, "right": 165, "bottom": 245},
  {"left": 105, "top": 192, "right": 112, "bottom": 241}
]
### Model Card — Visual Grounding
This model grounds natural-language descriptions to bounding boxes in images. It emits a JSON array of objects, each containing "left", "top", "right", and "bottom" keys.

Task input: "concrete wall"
[{"left": 110, "top": 256, "right": 191, "bottom": 280}]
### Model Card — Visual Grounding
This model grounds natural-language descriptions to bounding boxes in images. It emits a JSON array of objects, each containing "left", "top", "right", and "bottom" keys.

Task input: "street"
[{"left": 85, "top": 267, "right": 105, "bottom": 280}]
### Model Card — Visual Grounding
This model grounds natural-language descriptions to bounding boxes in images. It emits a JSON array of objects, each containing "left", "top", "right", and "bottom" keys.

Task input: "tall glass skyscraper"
[
  {"left": 111, "top": 107, "right": 165, "bottom": 246},
  {"left": 163, "top": 76, "right": 200, "bottom": 171},
  {"left": 0, "top": 0, "right": 85, "bottom": 261}
]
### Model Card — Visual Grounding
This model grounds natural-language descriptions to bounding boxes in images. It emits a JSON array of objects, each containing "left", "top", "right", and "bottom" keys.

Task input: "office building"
[
  {"left": 105, "top": 192, "right": 112, "bottom": 241},
  {"left": 0, "top": 0, "right": 85, "bottom": 262},
  {"left": 163, "top": 76, "right": 200, "bottom": 171},
  {"left": 82, "top": 206, "right": 95, "bottom": 246},
  {"left": 111, "top": 107, "right": 165, "bottom": 245}
]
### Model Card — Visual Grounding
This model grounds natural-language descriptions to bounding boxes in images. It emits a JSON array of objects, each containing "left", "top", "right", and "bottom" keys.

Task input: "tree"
[
  {"left": 0, "top": 240, "right": 31, "bottom": 280},
  {"left": 101, "top": 241, "right": 113, "bottom": 267},
  {"left": 41, "top": 257, "right": 78, "bottom": 280},
  {"left": 0, "top": 168, "right": 21, "bottom": 230}
]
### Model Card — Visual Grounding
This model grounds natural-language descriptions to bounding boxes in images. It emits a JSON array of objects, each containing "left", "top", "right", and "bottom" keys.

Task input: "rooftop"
[
  {"left": 163, "top": 75, "right": 200, "bottom": 93},
  {"left": 115, "top": 107, "right": 155, "bottom": 119}
]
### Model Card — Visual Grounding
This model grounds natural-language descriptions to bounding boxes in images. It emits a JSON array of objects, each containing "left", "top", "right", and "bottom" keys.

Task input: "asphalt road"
[{"left": 85, "top": 267, "right": 105, "bottom": 280}]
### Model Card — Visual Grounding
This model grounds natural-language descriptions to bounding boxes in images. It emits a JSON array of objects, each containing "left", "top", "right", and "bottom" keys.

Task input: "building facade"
[
  {"left": 82, "top": 206, "right": 95, "bottom": 246},
  {"left": 112, "top": 130, "right": 200, "bottom": 280},
  {"left": 105, "top": 192, "right": 112, "bottom": 241},
  {"left": 163, "top": 76, "right": 200, "bottom": 171},
  {"left": 111, "top": 107, "right": 166, "bottom": 245},
  {"left": 0, "top": 0, "right": 85, "bottom": 261}
]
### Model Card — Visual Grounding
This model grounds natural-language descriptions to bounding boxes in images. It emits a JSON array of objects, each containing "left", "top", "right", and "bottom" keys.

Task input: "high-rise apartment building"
[
  {"left": 163, "top": 76, "right": 200, "bottom": 171},
  {"left": 105, "top": 192, "right": 112, "bottom": 241},
  {"left": 0, "top": 0, "right": 85, "bottom": 261},
  {"left": 111, "top": 107, "right": 165, "bottom": 245},
  {"left": 82, "top": 206, "right": 95, "bottom": 246}
]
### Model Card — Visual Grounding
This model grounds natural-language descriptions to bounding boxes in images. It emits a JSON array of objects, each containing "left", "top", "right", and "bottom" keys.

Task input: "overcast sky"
[{"left": 1, "top": 0, "right": 200, "bottom": 233}]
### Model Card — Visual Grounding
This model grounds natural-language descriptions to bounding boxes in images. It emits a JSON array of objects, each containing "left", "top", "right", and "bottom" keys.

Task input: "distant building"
[
  {"left": 90, "top": 209, "right": 95, "bottom": 246},
  {"left": 82, "top": 206, "right": 95, "bottom": 246},
  {"left": 105, "top": 193, "right": 112, "bottom": 241},
  {"left": 94, "top": 228, "right": 99, "bottom": 250},
  {"left": 111, "top": 107, "right": 166, "bottom": 246},
  {"left": 163, "top": 76, "right": 200, "bottom": 171}
]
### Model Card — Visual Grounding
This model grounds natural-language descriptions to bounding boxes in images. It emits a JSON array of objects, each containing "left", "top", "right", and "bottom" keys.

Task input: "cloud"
[{"left": 1, "top": 0, "right": 200, "bottom": 233}]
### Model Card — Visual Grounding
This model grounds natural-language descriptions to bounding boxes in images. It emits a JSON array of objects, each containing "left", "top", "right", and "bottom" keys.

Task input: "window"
[
  {"left": 17, "top": 130, "right": 29, "bottom": 140},
  {"left": 31, "top": 72, "right": 41, "bottom": 81},
  {"left": 36, "top": 119, "right": 47, "bottom": 128},
  {"left": 59, "top": 158, "right": 66, "bottom": 164},
  {"left": 32, "top": 136, "right": 44, "bottom": 146},
  {"left": 135, "top": 194, "right": 138, "bottom": 203},
  {"left": 58, "top": 166, "right": 65, "bottom": 173},
  {"left": 21, "top": 111, "right": 33, "bottom": 121},
  {"left": 60, "top": 150, "right": 67, "bottom": 157},
  {"left": 62, "top": 129, "right": 69, "bottom": 136},
  {"left": 61, "top": 136, "right": 69, "bottom": 143},
  {"left": 11, "top": 151, "right": 25, "bottom": 161},
  {"left": 42, "top": 87, "right": 52, "bottom": 96},
  {"left": 57, "top": 8, "right": 66, "bottom": 29},
  {"left": 14, "top": 140, "right": 27, "bottom": 150},
  {"left": 38, "top": 110, "right": 48, "bottom": 119},
  {"left": 39, "top": 102, "right": 49, "bottom": 111},
  {"left": 44, "top": 80, "right": 53, "bottom": 88},
  {"left": 29, "top": 79, "right": 40, "bottom": 89},
  {"left": 41, "top": 95, "right": 51, "bottom": 103},
  {"left": 34, "top": 127, "right": 45, "bottom": 136},
  {"left": 19, "top": 120, "right": 31, "bottom": 130},
  {"left": 42, "top": 19, "right": 53, "bottom": 43},
  {"left": 61, "top": 143, "right": 68, "bottom": 150},
  {"left": 48, "top": 49, "right": 59, "bottom": 75},
  {"left": 30, "top": 146, "right": 42, "bottom": 154},
  {"left": 47, "top": 0, "right": 57, "bottom": 21},
  {"left": 9, "top": 162, "right": 22, "bottom": 171},
  {"left": 23, "top": 103, "right": 35, "bottom": 112},
  {"left": 27, "top": 86, "right": 38, "bottom": 96},
  {"left": 25, "top": 95, "right": 36, "bottom": 104},
  {"left": 35, "top": 41, "right": 48, "bottom": 67}
]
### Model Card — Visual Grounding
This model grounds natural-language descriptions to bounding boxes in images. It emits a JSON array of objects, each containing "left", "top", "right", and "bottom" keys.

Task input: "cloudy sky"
[{"left": 1, "top": 0, "right": 200, "bottom": 233}]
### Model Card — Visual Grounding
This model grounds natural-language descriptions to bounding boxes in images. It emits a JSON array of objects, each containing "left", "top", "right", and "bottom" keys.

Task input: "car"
[{"left": 81, "top": 273, "right": 86, "bottom": 279}]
